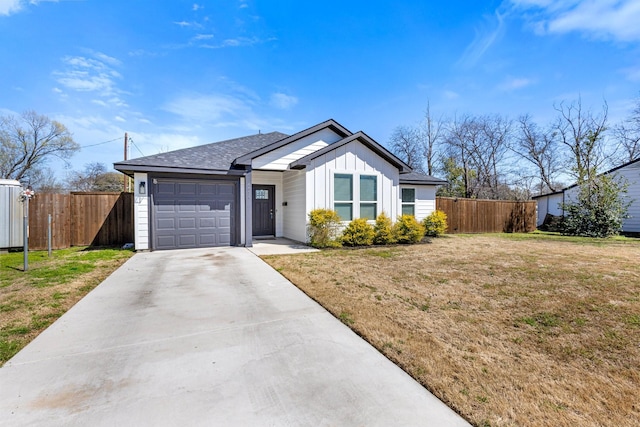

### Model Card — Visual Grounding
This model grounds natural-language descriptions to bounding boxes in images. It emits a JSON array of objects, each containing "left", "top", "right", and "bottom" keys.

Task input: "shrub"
[
  {"left": 307, "top": 208, "right": 342, "bottom": 248},
  {"left": 373, "top": 212, "right": 396, "bottom": 245},
  {"left": 341, "top": 218, "right": 375, "bottom": 246},
  {"left": 561, "top": 175, "right": 630, "bottom": 238},
  {"left": 393, "top": 214, "right": 425, "bottom": 244},
  {"left": 423, "top": 210, "right": 448, "bottom": 237}
]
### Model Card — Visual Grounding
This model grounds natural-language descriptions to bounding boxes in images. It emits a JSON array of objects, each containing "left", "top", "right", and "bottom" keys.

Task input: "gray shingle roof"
[
  {"left": 399, "top": 171, "right": 447, "bottom": 185},
  {"left": 114, "top": 131, "right": 289, "bottom": 174}
]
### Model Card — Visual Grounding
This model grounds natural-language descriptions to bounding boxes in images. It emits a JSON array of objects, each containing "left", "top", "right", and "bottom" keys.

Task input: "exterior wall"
[
  {"left": 240, "top": 177, "right": 246, "bottom": 245},
  {"left": 614, "top": 162, "right": 640, "bottom": 232},
  {"left": 133, "top": 172, "right": 149, "bottom": 251},
  {"left": 536, "top": 193, "right": 564, "bottom": 226},
  {"left": 251, "top": 128, "right": 343, "bottom": 170},
  {"left": 252, "top": 170, "right": 284, "bottom": 237},
  {"left": 400, "top": 185, "right": 437, "bottom": 222},
  {"left": 282, "top": 169, "right": 307, "bottom": 242},
  {"left": 305, "top": 140, "right": 400, "bottom": 223}
]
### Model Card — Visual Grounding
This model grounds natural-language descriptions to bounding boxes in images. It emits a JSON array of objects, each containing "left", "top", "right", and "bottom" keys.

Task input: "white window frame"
[{"left": 332, "top": 171, "right": 381, "bottom": 221}]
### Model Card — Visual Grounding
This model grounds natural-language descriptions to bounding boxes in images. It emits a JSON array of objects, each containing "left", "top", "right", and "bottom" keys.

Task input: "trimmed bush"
[
  {"left": 307, "top": 208, "right": 342, "bottom": 248},
  {"left": 373, "top": 212, "right": 396, "bottom": 245},
  {"left": 341, "top": 218, "right": 375, "bottom": 246},
  {"left": 423, "top": 210, "right": 448, "bottom": 237},
  {"left": 393, "top": 214, "right": 425, "bottom": 244}
]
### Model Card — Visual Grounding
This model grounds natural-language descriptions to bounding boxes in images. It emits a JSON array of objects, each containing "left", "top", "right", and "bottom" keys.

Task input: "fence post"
[{"left": 48, "top": 214, "right": 52, "bottom": 257}]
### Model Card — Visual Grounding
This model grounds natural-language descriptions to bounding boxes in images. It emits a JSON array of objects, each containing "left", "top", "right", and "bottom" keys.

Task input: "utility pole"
[{"left": 123, "top": 132, "right": 129, "bottom": 192}]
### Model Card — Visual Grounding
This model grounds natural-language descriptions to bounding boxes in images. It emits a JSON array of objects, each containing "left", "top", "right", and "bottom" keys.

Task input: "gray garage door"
[{"left": 153, "top": 179, "right": 236, "bottom": 250}]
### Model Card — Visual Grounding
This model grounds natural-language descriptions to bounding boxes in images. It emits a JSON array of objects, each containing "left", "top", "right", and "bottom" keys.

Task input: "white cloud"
[
  {"left": 498, "top": 76, "right": 535, "bottom": 91},
  {"left": 509, "top": 0, "right": 640, "bottom": 42},
  {"left": 192, "top": 3, "right": 202, "bottom": 11},
  {"left": 53, "top": 51, "right": 126, "bottom": 108},
  {"left": 443, "top": 90, "right": 460, "bottom": 100},
  {"left": 174, "top": 21, "right": 191, "bottom": 27},
  {"left": 114, "top": 115, "right": 126, "bottom": 123},
  {"left": 458, "top": 11, "right": 506, "bottom": 67},
  {"left": 621, "top": 65, "right": 640, "bottom": 82},
  {"left": 0, "top": 0, "right": 22, "bottom": 15},
  {"left": 193, "top": 34, "right": 214, "bottom": 40},
  {"left": 162, "top": 93, "right": 251, "bottom": 122},
  {"left": 269, "top": 92, "right": 298, "bottom": 109}
]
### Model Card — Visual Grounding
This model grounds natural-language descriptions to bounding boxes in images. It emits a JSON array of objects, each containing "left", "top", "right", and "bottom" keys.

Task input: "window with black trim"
[
  {"left": 334, "top": 174, "right": 353, "bottom": 221},
  {"left": 333, "top": 173, "right": 379, "bottom": 221},
  {"left": 402, "top": 188, "right": 415, "bottom": 216}
]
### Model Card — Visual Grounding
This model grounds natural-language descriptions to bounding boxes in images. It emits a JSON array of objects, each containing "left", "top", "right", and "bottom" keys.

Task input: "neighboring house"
[
  {"left": 533, "top": 157, "right": 640, "bottom": 233},
  {"left": 114, "top": 119, "right": 446, "bottom": 251}
]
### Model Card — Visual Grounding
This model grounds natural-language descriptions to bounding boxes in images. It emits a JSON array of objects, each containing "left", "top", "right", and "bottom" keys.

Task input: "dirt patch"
[{"left": 263, "top": 235, "right": 640, "bottom": 427}]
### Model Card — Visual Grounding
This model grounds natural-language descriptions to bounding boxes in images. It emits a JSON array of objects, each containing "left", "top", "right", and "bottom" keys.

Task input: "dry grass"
[
  {"left": 0, "top": 247, "right": 134, "bottom": 365},
  {"left": 263, "top": 234, "right": 640, "bottom": 427}
]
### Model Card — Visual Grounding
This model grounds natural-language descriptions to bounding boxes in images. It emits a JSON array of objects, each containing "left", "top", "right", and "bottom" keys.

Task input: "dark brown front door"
[{"left": 252, "top": 185, "right": 275, "bottom": 236}]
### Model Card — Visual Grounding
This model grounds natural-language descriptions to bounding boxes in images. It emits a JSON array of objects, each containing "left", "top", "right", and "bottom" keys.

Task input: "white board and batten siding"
[
  {"left": 305, "top": 140, "right": 400, "bottom": 223},
  {"left": 133, "top": 172, "right": 149, "bottom": 251},
  {"left": 282, "top": 170, "right": 307, "bottom": 242},
  {"left": 400, "top": 185, "right": 437, "bottom": 222},
  {"left": 252, "top": 171, "right": 284, "bottom": 237},
  {"left": 251, "top": 128, "right": 343, "bottom": 170}
]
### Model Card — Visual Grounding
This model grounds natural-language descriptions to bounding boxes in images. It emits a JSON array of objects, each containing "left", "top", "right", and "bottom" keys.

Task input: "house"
[
  {"left": 533, "top": 157, "right": 640, "bottom": 233},
  {"left": 114, "top": 119, "right": 446, "bottom": 251}
]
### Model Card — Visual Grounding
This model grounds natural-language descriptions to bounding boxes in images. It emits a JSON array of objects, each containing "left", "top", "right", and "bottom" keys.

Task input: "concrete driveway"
[{"left": 0, "top": 247, "right": 469, "bottom": 426}]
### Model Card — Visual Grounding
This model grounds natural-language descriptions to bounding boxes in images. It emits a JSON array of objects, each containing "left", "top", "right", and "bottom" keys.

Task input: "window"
[
  {"left": 360, "top": 175, "right": 377, "bottom": 220},
  {"left": 334, "top": 174, "right": 353, "bottom": 221},
  {"left": 402, "top": 188, "right": 415, "bottom": 216},
  {"left": 334, "top": 173, "right": 378, "bottom": 221}
]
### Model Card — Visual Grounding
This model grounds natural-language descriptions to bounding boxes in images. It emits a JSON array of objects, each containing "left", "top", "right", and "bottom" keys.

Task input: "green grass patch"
[{"left": 0, "top": 246, "right": 133, "bottom": 365}]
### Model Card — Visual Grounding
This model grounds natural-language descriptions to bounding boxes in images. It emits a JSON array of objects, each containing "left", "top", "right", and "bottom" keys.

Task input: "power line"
[
  {"left": 129, "top": 137, "right": 145, "bottom": 157},
  {"left": 80, "top": 137, "right": 121, "bottom": 148}
]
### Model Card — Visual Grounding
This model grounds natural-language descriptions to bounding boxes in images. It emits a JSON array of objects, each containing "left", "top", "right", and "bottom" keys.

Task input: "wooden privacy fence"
[
  {"left": 29, "top": 192, "right": 134, "bottom": 250},
  {"left": 436, "top": 197, "right": 537, "bottom": 234}
]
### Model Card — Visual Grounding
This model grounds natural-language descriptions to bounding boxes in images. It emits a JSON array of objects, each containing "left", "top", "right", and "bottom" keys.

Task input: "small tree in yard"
[
  {"left": 393, "top": 214, "right": 425, "bottom": 244},
  {"left": 373, "top": 212, "right": 396, "bottom": 245},
  {"left": 307, "top": 209, "right": 342, "bottom": 248},
  {"left": 561, "top": 174, "right": 630, "bottom": 238},
  {"left": 341, "top": 218, "right": 375, "bottom": 246},
  {"left": 423, "top": 210, "right": 448, "bottom": 237}
]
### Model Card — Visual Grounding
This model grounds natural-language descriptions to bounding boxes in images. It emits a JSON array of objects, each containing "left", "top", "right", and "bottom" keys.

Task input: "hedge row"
[{"left": 307, "top": 209, "right": 448, "bottom": 248}]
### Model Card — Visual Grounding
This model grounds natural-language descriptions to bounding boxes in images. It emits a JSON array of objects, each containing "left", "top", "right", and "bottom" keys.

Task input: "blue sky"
[{"left": 1, "top": 0, "right": 639, "bottom": 180}]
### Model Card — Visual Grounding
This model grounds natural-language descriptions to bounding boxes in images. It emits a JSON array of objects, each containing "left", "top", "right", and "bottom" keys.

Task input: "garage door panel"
[
  {"left": 178, "top": 217, "right": 196, "bottom": 229},
  {"left": 153, "top": 179, "right": 236, "bottom": 250},
  {"left": 157, "top": 218, "right": 176, "bottom": 230},
  {"left": 178, "top": 183, "right": 197, "bottom": 195},
  {"left": 199, "top": 218, "right": 215, "bottom": 228}
]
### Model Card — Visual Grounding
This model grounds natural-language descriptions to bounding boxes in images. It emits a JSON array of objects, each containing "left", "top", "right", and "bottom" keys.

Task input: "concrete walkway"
[
  {"left": 0, "top": 247, "right": 469, "bottom": 426},
  {"left": 248, "top": 237, "right": 320, "bottom": 256}
]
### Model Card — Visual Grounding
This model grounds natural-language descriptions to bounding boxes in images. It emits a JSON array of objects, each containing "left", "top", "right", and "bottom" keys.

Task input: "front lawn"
[
  {"left": 263, "top": 234, "right": 640, "bottom": 427},
  {"left": 0, "top": 247, "right": 134, "bottom": 365}
]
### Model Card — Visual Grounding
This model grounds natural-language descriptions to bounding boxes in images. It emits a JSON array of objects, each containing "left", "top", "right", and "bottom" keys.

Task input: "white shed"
[{"left": 0, "top": 179, "right": 24, "bottom": 250}]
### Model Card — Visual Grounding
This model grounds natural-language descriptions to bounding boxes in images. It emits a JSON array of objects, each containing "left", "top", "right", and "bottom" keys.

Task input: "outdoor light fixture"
[{"left": 139, "top": 181, "right": 146, "bottom": 195}]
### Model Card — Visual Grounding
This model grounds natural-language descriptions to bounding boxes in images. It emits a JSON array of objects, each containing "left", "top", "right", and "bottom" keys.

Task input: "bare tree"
[
  {"left": 513, "top": 114, "right": 563, "bottom": 194},
  {"left": 553, "top": 98, "right": 609, "bottom": 182},
  {"left": 0, "top": 110, "right": 79, "bottom": 182},
  {"left": 28, "top": 167, "right": 66, "bottom": 193},
  {"left": 67, "top": 162, "right": 124, "bottom": 192},
  {"left": 419, "top": 101, "right": 445, "bottom": 176},
  {"left": 389, "top": 125, "right": 425, "bottom": 173},
  {"left": 443, "top": 114, "right": 481, "bottom": 198},
  {"left": 612, "top": 97, "right": 640, "bottom": 162}
]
